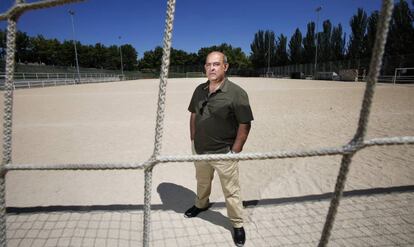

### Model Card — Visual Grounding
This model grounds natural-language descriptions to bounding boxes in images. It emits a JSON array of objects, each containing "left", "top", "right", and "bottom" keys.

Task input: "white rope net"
[{"left": 1, "top": 0, "right": 413, "bottom": 246}]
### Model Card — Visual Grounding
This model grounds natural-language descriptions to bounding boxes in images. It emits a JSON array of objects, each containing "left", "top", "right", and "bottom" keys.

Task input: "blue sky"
[{"left": 0, "top": 0, "right": 384, "bottom": 59}]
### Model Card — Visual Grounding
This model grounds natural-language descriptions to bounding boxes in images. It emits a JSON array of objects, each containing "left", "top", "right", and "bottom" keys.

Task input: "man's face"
[{"left": 205, "top": 52, "right": 228, "bottom": 82}]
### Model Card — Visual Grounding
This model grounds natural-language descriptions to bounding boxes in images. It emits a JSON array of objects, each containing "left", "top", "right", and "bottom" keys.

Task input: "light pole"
[
  {"left": 314, "top": 6, "right": 322, "bottom": 77},
  {"left": 69, "top": 10, "right": 81, "bottom": 83},
  {"left": 118, "top": 36, "right": 124, "bottom": 80}
]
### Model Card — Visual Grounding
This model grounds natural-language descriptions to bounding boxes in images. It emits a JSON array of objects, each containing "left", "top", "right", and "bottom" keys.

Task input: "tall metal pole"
[
  {"left": 314, "top": 6, "right": 322, "bottom": 77},
  {"left": 69, "top": 10, "right": 81, "bottom": 83},
  {"left": 118, "top": 36, "right": 124, "bottom": 80}
]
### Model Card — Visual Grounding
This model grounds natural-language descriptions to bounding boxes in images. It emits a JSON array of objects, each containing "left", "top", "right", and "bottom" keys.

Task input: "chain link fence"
[
  {"left": 257, "top": 53, "right": 414, "bottom": 83},
  {"left": 144, "top": 53, "right": 414, "bottom": 83},
  {"left": 2, "top": 54, "right": 413, "bottom": 83}
]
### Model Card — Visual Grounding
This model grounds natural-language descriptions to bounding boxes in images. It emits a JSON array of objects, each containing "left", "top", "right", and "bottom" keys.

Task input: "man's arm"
[
  {"left": 231, "top": 123, "right": 251, "bottom": 153},
  {"left": 190, "top": 113, "right": 196, "bottom": 141}
]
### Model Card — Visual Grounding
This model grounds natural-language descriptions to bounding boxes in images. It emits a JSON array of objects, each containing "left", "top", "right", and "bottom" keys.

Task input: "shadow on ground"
[
  {"left": 157, "top": 182, "right": 232, "bottom": 232},
  {"left": 6, "top": 184, "right": 414, "bottom": 218}
]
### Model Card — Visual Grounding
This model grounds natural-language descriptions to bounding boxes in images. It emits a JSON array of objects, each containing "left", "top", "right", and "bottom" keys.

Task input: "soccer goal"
[
  {"left": 185, "top": 71, "right": 205, "bottom": 78},
  {"left": 393, "top": 67, "right": 414, "bottom": 84},
  {"left": 265, "top": 71, "right": 274, "bottom": 78}
]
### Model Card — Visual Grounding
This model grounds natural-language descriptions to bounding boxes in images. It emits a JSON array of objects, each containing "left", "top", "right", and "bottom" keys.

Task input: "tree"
[
  {"left": 275, "top": 34, "right": 289, "bottom": 66},
  {"left": 288, "top": 28, "right": 303, "bottom": 64},
  {"left": 250, "top": 30, "right": 276, "bottom": 69},
  {"left": 0, "top": 29, "right": 6, "bottom": 60},
  {"left": 78, "top": 44, "right": 94, "bottom": 68},
  {"left": 347, "top": 8, "right": 368, "bottom": 59},
  {"left": 170, "top": 48, "right": 199, "bottom": 67},
  {"left": 364, "top": 11, "right": 379, "bottom": 59},
  {"left": 103, "top": 45, "right": 120, "bottom": 70},
  {"left": 91, "top": 43, "right": 107, "bottom": 69},
  {"left": 46, "top": 38, "right": 61, "bottom": 65},
  {"left": 121, "top": 44, "right": 138, "bottom": 70},
  {"left": 138, "top": 46, "right": 163, "bottom": 70},
  {"left": 331, "top": 24, "right": 345, "bottom": 60},
  {"left": 171, "top": 48, "right": 192, "bottom": 66},
  {"left": 197, "top": 43, "right": 250, "bottom": 68},
  {"left": 0, "top": 28, "right": 140, "bottom": 71},
  {"left": 302, "top": 22, "right": 316, "bottom": 63},
  {"left": 59, "top": 40, "right": 76, "bottom": 67},
  {"left": 15, "top": 31, "right": 31, "bottom": 63},
  {"left": 227, "top": 46, "right": 250, "bottom": 69},
  {"left": 386, "top": 0, "right": 414, "bottom": 56},
  {"left": 31, "top": 35, "right": 48, "bottom": 64},
  {"left": 319, "top": 20, "right": 332, "bottom": 62}
]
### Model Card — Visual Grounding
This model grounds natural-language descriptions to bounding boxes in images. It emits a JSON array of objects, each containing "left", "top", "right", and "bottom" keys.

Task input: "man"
[{"left": 186, "top": 51, "right": 253, "bottom": 247}]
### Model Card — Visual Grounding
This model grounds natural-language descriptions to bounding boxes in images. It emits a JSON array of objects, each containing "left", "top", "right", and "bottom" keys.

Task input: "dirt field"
[{"left": 2, "top": 78, "right": 413, "bottom": 207}]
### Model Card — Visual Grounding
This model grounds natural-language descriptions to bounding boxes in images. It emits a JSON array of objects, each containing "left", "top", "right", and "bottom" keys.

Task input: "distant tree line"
[
  {"left": 0, "top": 0, "right": 412, "bottom": 72},
  {"left": 138, "top": 43, "right": 251, "bottom": 71},
  {"left": 250, "top": 0, "right": 413, "bottom": 69},
  {"left": 0, "top": 32, "right": 138, "bottom": 71}
]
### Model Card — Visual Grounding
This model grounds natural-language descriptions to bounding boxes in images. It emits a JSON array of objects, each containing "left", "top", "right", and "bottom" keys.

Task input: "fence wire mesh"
[{"left": 5, "top": 191, "right": 414, "bottom": 246}]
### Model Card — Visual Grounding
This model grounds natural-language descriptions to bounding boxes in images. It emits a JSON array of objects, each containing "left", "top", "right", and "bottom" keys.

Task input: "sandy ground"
[{"left": 2, "top": 78, "right": 413, "bottom": 207}]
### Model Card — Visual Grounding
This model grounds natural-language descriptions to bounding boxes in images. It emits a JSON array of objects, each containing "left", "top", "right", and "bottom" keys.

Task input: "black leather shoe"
[
  {"left": 184, "top": 205, "right": 208, "bottom": 218},
  {"left": 233, "top": 227, "right": 246, "bottom": 247}
]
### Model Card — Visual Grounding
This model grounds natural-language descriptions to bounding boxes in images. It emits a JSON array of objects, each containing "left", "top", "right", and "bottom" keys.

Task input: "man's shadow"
[{"left": 157, "top": 182, "right": 232, "bottom": 232}]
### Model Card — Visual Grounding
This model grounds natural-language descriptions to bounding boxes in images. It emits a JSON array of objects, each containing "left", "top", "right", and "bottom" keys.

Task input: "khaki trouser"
[{"left": 192, "top": 143, "right": 244, "bottom": 228}]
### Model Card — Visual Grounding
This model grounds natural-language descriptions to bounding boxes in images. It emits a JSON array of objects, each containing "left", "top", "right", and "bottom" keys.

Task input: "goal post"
[{"left": 393, "top": 67, "right": 414, "bottom": 84}]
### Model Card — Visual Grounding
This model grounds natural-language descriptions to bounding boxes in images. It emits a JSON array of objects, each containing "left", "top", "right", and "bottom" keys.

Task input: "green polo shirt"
[{"left": 188, "top": 78, "right": 254, "bottom": 154}]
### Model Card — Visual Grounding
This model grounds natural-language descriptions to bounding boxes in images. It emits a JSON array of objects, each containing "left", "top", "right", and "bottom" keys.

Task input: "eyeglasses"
[{"left": 199, "top": 99, "right": 208, "bottom": 115}]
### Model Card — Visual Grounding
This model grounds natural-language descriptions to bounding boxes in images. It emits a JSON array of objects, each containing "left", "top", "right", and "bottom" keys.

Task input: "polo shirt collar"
[{"left": 202, "top": 78, "right": 229, "bottom": 92}]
